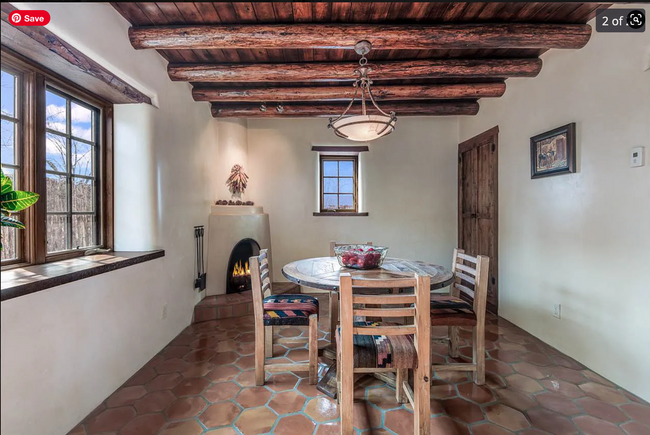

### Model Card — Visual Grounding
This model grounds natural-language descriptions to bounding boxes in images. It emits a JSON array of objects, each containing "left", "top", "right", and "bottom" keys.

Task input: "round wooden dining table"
[{"left": 281, "top": 256, "right": 454, "bottom": 396}]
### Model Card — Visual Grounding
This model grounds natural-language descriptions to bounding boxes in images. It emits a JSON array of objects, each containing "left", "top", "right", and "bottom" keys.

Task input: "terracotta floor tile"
[
  {"left": 574, "top": 415, "right": 626, "bottom": 435},
  {"left": 155, "top": 358, "right": 189, "bottom": 374},
  {"left": 540, "top": 379, "right": 585, "bottom": 398},
  {"left": 536, "top": 392, "right": 582, "bottom": 416},
  {"left": 526, "top": 407, "right": 579, "bottom": 435},
  {"left": 172, "top": 377, "right": 211, "bottom": 397},
  {"left": 235, "top": 370, "right": 258, "bottom": 387},
  {"left": 546, "top": 366, "right": 586, "bottom": 384},
  {"left": 86, "top": 407, "right": 136, "bottom": 434},
  {"left": 520, "top": 352, "right": 552, "bottom": 366},
  {"left": 135, "top": 390, "right": 177, "bottom": 414},
  {"left": 457, "top": 383, "right": 494, "bottom": 404},
  {"left": 367, "top": 387, "right": 402, "bottom": 410},
  {"left": 265, "top": 372, "right": 300, "bottom": 392},
  {"left": 384, "top": 408, "right": 415, "bottom": 435},
  {"left": 583, "top": 370, "right": 616, "bottom": 388},
  {"left": 164, "top": 396, "right": 207, "bottom": 420},
  {"left": 199, "top": 402, "right": 242, "bottom": 428},
  {"left": 68, "top": 424, "right": 85, "bottom": 435},
  {"left": 235, "top": 407, "right": 278, "bottom": 435},
  {"left": 430, "top": 383, "right": 458, "bottom": 399},
  {"left": 315, "top": 422, "right": 341, "bottom": 435},
  {"left": 190, "top": 336, "right": 220, "bottom": 349},
  {"left": 269, "top": 390, "right": 306, "bottom": 414},
  {"left": 184, "top": 348, "right": 216, "bottom": 363},
  {"left": 119, "top": 414, "right": 167, "bottom": 435},
  {"left": 297, "top": 378, "right": 326, "bottom": 397},
  {"left": 506, "top": 374, "right": 544, "bottom": 394},
  {"left": 550, "top": 354, "right": 585, "bottom": 371},
  {"left": 158, "top": 420, "right": 203, "bottom": 435},
  {"left": 123, "top": 367, "right": 157, "bottom": 387},
  {"left": 443, "top": 397, "right": 484, "bottom": 424},
  {"left": 621, "top": 403, "right": 650, "bottom": 426},
  {"left": 577, "top": 397, "right": 628, "bottom": 423},
  {"left": 275, "top": 414, "right": 317, "bottom": 435},
  {"left": 206, "top": 365, "right": 241, "bottom": 382},
  {"left": 145, "top": 373, "right": 183, "bottom": 392},
  {"left": 235, "top": 355, "right": 255, "bottom": 370},
  {"left": 512, "top": 362, "right": 550, "bottom": 380},
  {"left": 495, "top": 387, "right": 538, "bottom": 411},
  {"left": 181, "top": 361, "right": 215, "bottom": 378},
  {"left": 161, "top": 345, "right": 191, "bottom": 359},
  {"left": 204, "top": 427, "right": 238, "bottom": 435},
  {"left": 580, "top": 382, "right": 627, "bottom": 404},
  {"left": 486, "top": 359, "right": 515, "bottom": 376},
  {"left": 203, "top": 381, "right": 241, "bottom": 403},
  {"left": 472, "top": 422, "right": 517, "bottom": 435},
  {"left": 621, "top": 421, "right": 650, "bottom": 435},
  {"left": 430, "top": 415, "right": 470, "bottom": 435},
  {"left": 485, "top": 404, "right": 531, "bottom": 430},
  {"left": 305, "top": 397, "right": 340, "bottom": 422},
  {"left": 106, "top": 385, "right": 147, "bottom": 407},
  {"left": 235, "top": 386, "right": 273, "bottom": 408},
  {"left": 489, "top": 349, "right": 522, "bottom": 363},
  {"left": 210, "top": 351, "right": 239, "bottom": 365}
]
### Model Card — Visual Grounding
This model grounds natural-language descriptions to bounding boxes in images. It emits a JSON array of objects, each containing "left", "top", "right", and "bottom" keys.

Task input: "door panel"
[{"left": 458, "top": 127, "right": 499, "bottom": 314}]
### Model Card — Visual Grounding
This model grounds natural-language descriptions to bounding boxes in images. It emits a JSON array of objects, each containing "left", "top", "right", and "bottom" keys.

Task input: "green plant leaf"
[
  {"left": 1, "top": 190, "right": 40, "bottom": 212},
  {"left": 1, "top": 170, "right": 12, "bottom": 196},
  {"left": 1, "top": 214, "right": 25, "bottom": 229}
]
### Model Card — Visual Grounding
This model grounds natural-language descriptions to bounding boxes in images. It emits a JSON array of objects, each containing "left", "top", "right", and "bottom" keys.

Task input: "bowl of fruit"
[{"left": 334, "top": 245, "right": 388, "bottom": 270}]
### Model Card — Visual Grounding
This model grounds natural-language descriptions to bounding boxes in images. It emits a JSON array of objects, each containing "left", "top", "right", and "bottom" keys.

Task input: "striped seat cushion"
[
  {"left": 336, "top": 322, "right": 418, "bottom": 369},
  {"left": 431, "top": 295, "right": 477, "bottom": 327},
  {"left": 263, "top": 295, "right": 319, "bottom": 326}
]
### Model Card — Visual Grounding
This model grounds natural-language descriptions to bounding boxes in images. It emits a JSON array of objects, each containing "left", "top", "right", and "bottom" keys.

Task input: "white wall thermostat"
[{"left": 630, "top": 147, "right": 644, "bottom": 167}]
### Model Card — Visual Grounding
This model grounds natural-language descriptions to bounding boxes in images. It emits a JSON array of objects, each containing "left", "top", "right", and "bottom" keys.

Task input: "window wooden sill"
[
  {"left": 313, "top": 212, "right": 369, "bottom": 217},
  {"left": 0, "top": 250, "right": 164, "bottom": 302}
]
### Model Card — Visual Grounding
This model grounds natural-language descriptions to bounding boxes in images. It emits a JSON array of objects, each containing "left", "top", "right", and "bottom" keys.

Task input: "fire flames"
[{"left": 232, "top": 260, "right": 250, "bottom": 277}]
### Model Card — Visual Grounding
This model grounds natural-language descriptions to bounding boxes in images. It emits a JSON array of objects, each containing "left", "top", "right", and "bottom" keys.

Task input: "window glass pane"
[
  {"left": 323, "top": 177, "right": 337, "bottom": 194},
  {"left": 46, "top": 90, "right": 67, "bottom": 133},
  {"left": 339, "top": 160, "right": 354, "bottom": 177},
  {"left": 1, "top": 119, "right": 15, "bottom": 165},
  {"left": 46, "top": 173, "right": 67, "bottom": 212},
  {"left": 46, "top": 132, "right": 67, "bottom": 172},
  {"left": 1, "top": 70, "right": 15, "bottom": 117},
  {"left": 3, "top": 167, "right": 17, "bottom": 189},
  {"left": 71, "top": 140, "right": 93, "bottom": 176},
  {"left": 339, "top": 194, "right": 354, "bottom": 210},
  {"left": 72, "top": 214, "right": 96, "bottom": 248},
  {"left": 339, "top": 178, "right": 354, "bottom": 194},
  {"left": 323, "top": 160, "right": 338, "bottom": 176},
  {"left": 72, "top": 177, "right": 93, "bottom": 212},
  {"left": 1, "top": 225, "right": 17, "bottom": 261},
  {"left": 323, "top": 194, "right": 338, "bottom": 210},
  {"left": 47, "top": 214, "right": 68, "bottom": 253},
  {"left": 71, "top": 102, "right": 93, "bottom": 141}
]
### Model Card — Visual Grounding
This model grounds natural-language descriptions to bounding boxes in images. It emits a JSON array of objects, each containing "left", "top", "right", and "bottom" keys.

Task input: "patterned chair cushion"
[
  {"left": 263, "top": 295, "right": 319, "bottom": 326},
  {"left": 336, "top": 322, "right": 418, "bottom": 369},
  {"left": 430, "top": 295, "right": 477, "bottom": 327}
]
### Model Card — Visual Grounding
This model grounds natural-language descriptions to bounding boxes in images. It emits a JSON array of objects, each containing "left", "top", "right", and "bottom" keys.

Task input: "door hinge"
[
  {"left": 492, "top": 143, "right": 496, "bottom": 152},
  {"left": 492, "top": 277, "right": 496, "bottom": 285}
]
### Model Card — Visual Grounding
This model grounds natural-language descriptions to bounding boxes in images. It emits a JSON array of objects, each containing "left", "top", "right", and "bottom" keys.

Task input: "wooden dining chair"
[
  {"left": 250, "top": 249, "right": 319, "bottom": 386},
  {"left": 338, "top": 273, "right": 431, "bottom": 435},
  {"left": 430, "top": 249, "right": 490, "bottom": 385}
]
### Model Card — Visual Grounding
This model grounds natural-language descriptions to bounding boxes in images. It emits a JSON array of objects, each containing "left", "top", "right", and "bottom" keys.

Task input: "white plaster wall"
[
  {"left": 247, "top": 117, "right": 461, "bottom": 282},
  {"left": 458, "top": 8, "right": 650, "bottom": 401},
  {"left": 1, "top": 3, "right": 223, "bottom": 434}
]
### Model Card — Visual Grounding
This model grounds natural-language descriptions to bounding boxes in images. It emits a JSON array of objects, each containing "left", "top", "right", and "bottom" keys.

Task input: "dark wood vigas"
[
  {"left": 458, "top": 126, "right": 499, "bottom": 314},
  {"left": 282, "top": 256, "right": 454, "bottom": 292}
]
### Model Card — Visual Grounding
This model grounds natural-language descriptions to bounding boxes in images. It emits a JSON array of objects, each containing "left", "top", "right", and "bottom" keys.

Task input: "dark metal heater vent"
[{"left": 194, "top": 226, "right": 206, "bottom": 290}]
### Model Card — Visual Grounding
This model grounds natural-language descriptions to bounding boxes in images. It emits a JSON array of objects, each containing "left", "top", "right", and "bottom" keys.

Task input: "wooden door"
[{"left": 458, "top": 126, "right": 499, "bottom": 314}]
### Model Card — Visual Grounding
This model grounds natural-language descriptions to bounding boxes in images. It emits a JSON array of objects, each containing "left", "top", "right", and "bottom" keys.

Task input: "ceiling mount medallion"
[{"left": 328, "top": 41, "right": 397, "bottom": 142}]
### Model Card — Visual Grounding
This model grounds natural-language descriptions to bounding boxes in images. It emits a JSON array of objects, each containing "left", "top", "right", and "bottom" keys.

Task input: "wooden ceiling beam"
[
  {"left": 169, "top": 58, "right": 542, "bottom": 83},
  {"left": 210, "top": 101, "right": 480, "bottom": 118},
  {"left": 193, "top": 82, "right": 505, "bottom": 102},
  {"left": 129, "top": 23, "right": 591, "bottom": 50}
]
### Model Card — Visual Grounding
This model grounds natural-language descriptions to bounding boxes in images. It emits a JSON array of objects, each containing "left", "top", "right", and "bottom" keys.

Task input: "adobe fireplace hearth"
[{"left": 226, "top": 238, "right": 260, "bottom": 294}]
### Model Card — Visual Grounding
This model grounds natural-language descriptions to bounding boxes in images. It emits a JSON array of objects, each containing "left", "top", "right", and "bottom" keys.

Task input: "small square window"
[{"left": 320, "top": 156, "right": 358, "bottom": 213}]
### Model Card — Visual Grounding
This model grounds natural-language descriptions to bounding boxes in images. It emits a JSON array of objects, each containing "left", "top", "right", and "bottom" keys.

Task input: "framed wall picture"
[{"left": 530, "top": 123, "right": 576, "bottom": 179}]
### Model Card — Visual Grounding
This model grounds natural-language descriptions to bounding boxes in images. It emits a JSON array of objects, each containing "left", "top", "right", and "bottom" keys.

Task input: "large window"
[
  {"left": 320, "top": 155, "right": 358, "bottom": 213},
  {"left": 1, "top": 50, "right": 112, "bottom": 266}
]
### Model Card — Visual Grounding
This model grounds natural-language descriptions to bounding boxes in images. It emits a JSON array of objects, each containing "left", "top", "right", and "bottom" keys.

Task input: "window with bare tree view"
[{"left": 1, "top": 50, "right": 111, "bottom": 266}]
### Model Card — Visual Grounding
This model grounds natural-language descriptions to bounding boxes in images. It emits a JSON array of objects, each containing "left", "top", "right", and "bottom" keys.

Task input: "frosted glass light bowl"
[
  {"left": 334, "top": 245, "right": 388, "bottom": 270},
  {"left": 330, "top": 115, "right": 396, "bottom": 142}
]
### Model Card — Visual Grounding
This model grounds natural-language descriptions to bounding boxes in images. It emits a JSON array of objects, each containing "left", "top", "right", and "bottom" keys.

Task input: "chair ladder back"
[
  {"left": 452, "top": 248, "right": 478, "bottom": 301},
  {"left": 330, "top": 241, "right": 373, "bottom": 257},
  {"left": 250, "top": 249, "right": 272, "bottom": 319},
  {"left": 473, "top": 255, "right": 490, "bottom": 322}
]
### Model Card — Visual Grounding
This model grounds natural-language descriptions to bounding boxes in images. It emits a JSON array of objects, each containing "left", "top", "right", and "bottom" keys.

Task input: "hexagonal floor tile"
[
  {"left": 159, "top": 420, "right": 204, "bottom": 435},
  {"left": 199, "top": 402, "right": 242, "bottom": 428},
  {"left": 580, "top": 383, "right": 627, "bottom": 404},
  {"left": 135, "top": 390, "right": 177, "bottom": 414},
  {"left": 269, "top": 390, "right": 306, "bottom": 414},
  {"left": 442, "top": 397, "right": 484, "bottom": 424},
  {"left": 472, "top": 422, "right": 516, "bottom": 435},
  {"left": 274, "top": 414, "right": 317, "bottom": 435},
  {"left": 536, "top": 392, "right": 581, "bottom": 416},
  {"left": 210, "top": 351, "right": 239, "bottom": 365},
  {"left": 265, "top": 373, "right": 300, "bottom": 392},
  {"left": 457, "top": 383, "right": 494, "bottom": 404},
  {"left": 506, "top": 374, "right": 544, "bottom": 394},
  {"left": 145, "top": 373, "right": 183, "bottom": 392},
  {"left": 526, "top": 408, "right": 578, "bottom": 435},
  {"left": 304, "top": 397, "right": 340, "bottom": 423},
  {"left": 106, "top": 385, "right": 147, "bottom": 407},
  {"left": 207, "top": 365, "right": 241, "bottom": 382},
  {"left": 384, "top": 408, "right": 415, "bottom": 435},
  {"left": 620, "top": 403, "right": 650, "bottom": 426},
  {"left": 164, "top": 396, "right": 207, "bottom": 420},
  {"left": 86, "top": 407, "right": 136, "bottom": 434},
  {"left": 184, "top": 348, "right": 216, "bottom": 363},
  {"left": 484, "top": 404, "right": 531, "bottom": 431},
  {"left": 119, "top": 413, "right": 167, "bottom": 435},
  {"left": 172, "top": 377, "right": 211, "bottom": 397},
  {"left": 202, "top": 381, "right": 241, "bottom": 403},
  {"left": 235, "top": 407, "right": 278, "bottom": 435},
  {"left": 155, "top": 358, "right": 189, "bottom": 374},
  {"left": 512, "top": 362, "right": 549, "bottom": 380},
  {"left": 367, "top": 387, "right": 402, "bottom": 410},
  {"left": 236, "top": 386, "right": 273, "bottom": 408},
  {"left": 181, "top": 361, "right": 215, "bottom": 378},
  {"left": 541, "top": 379, "right": 585, "bottom": 398},
  {"left": 573, "top": 415, "right": 626, "bottom": 435}
]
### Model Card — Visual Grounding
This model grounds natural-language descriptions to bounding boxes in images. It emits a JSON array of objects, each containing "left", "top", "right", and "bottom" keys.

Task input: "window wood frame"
[
  {"left": 319, "top": 155, "right": 359, "bottom": 213},
  {"left": 1, "top": 48, "right": 113, "bottom": 268}
]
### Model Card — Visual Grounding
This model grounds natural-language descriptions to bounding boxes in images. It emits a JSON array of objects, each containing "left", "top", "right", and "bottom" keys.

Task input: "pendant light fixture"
[{"left": 328, "top": 41, "right": 397, "bottom": 142}]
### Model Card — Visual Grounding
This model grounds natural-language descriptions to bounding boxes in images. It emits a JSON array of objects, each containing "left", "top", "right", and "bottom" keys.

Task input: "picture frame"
[{"left": 530, "top": 123, "right": 576, "bottom": 179}]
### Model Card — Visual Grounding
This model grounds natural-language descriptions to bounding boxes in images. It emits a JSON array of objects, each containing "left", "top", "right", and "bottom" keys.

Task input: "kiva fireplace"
[{"left": 226, "top": 238, "right": 260, "bottom": 293}]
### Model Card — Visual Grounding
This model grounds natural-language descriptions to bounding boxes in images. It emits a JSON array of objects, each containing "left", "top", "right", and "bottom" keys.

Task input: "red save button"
[{"left": 8, "top": 10, "right": 51, "bottom": 26}]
